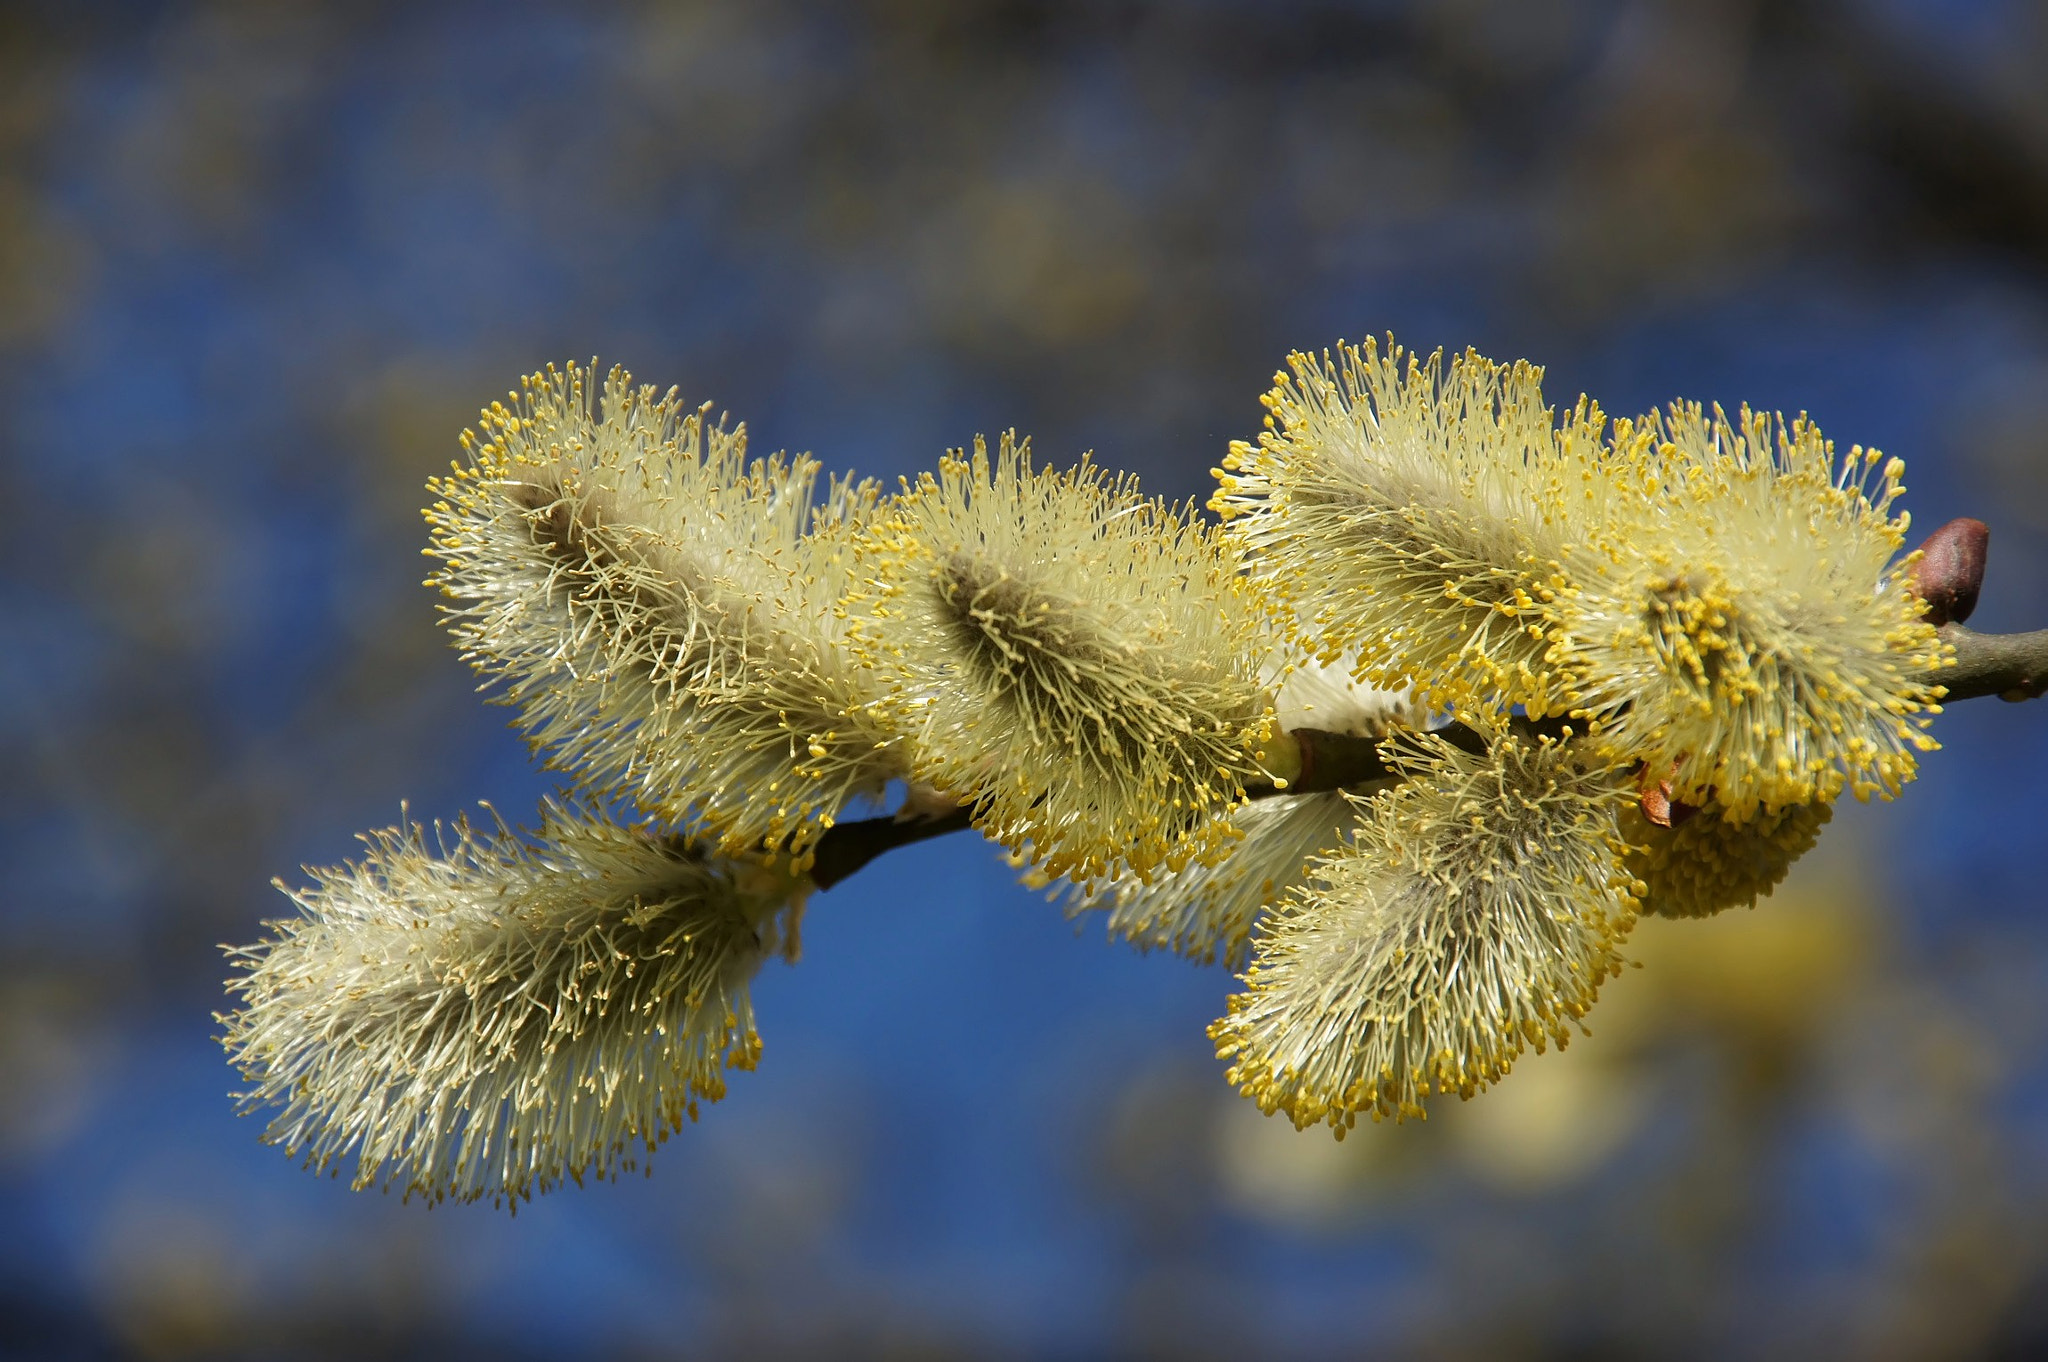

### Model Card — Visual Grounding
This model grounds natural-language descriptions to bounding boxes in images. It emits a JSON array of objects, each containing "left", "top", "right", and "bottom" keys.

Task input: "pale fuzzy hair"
[
  {"left": 1068, "top": 659, "right": 1420, "bottom": 966},
  {"left": 425, "top": 362, "right": 903, "bottom": 863},
  {"left": 1069, "top": 790, "right": 1371, "bottom": 969},
  {"left": 221, "top": 801, "right": 805, "bottom": 1206},
  {"left": 1213, "top": 339, "right": 1616, "bottom": 716},
  {"left": 1267, "top": 650, "right": 1429, "bottom": 737},
  {"left": 846, "top": 433, "right": 1275, "bottom": 881},
  {"left": 1212, "top": 727, "right": 1640, "bottom": 1130},
  {"left": 1551, "top": 404, "right": 1945, "bottom": 816}
]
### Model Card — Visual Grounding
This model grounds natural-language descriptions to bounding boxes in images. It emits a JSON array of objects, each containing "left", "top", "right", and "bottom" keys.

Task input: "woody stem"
[{"left": 807, "top": 624, "right": 2045, "bottom": 891}]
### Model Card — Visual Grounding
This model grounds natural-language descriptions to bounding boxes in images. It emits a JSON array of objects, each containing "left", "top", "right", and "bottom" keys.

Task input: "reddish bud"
[
  {"left": 1907, "top": 517, "right": 1989, "bottom": 626},
  {"left": 1637, "top": 759, "right": 1701, "bottom": 828}
]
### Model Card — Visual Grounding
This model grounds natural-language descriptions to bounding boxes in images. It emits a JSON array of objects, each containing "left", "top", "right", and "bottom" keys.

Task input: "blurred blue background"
[{"left": 5, "top": 1, "right": 2048, "bottom": 1356}]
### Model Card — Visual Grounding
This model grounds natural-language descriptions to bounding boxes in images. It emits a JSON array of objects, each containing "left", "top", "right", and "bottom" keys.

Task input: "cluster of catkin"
[{"left": 222, "top": 342, "right": 1948, "bottom": 1204}]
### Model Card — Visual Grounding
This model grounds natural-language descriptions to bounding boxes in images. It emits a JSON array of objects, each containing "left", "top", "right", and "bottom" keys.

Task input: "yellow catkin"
[
  {"left": 843, "top": 433, "right": 1277, "bottom": 880},
  {"left": 1622, "top": 798, "right": 1834, "bottom": 919},
  {"left": 1212, "top": 338, "right": 1620, "bottom": 715},
  {"left": 424, "top": 362, "right": 904, "bottom": 862},
  {"left": 221, "top": 800, "right": 807, "bottom": 1206},
  {"left": 1211, "top": 726, "right": 1640, "bottom": 1130},
  {"left": 1550, "top": 404, "right": 1947, "bottom": 817}
]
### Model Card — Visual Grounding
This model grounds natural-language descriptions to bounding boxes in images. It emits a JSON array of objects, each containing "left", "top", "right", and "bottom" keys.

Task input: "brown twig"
[
  {"left": 809, "top": 805, "right": 975, "bottom": 890},
  {"left": 1937, "top": 625, "right": 2048, "bottom": 703},
  {"left": 806, "top": 624, "right": 2045, "bottom": 892}
]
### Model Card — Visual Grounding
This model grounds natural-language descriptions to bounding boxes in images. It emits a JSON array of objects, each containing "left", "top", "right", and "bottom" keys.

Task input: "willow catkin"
[
  {"left": 1622, "top": 797, "right": 1834, "bottom": 919},
  {"left": 1550, "top": 404, "right": 1945, "bottom": 817},
  {"left": 222, "top": 800, "right": 806, "bottom": 1205},
  {"left": 1214, "top": 339, "right": 1617, "bottom": 715},
  {"left": 846, "top": 433, "right": 1275, "bottom": 880},
  {"left": 425, "top": 362, "right": 904, "bottom": 860},
  {"left": 1212, "top": 726, "right": 1639, "bottom": 1130}
]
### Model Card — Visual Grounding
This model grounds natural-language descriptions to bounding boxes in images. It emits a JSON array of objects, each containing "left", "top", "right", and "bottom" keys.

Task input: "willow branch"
[
  {"left": 809, "top": 806, "right": 974, "bottom": 889},
  {"left": 807, "top": 624, "right": 2045, "bottom": 891},
  {"left": 1935, "top": 624, "right": 2048, "bottom": 702}
]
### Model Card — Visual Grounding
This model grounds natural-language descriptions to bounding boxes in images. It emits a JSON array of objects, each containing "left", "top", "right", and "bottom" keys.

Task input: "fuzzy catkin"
[
  {"left": 222, "top": 801, "right": 805, "bottom": 1205},
  {"left": 425, "top": 362, "right": 903, "bottom": 862},
  {"left": 1550, "top": 404, "right": 1946, "bottom": 816},
  {"left": 1214, "top": 339, "right": 1616, "bottom": 715},
  {"left": 1623, "top": 798, "right": 1834, "bottom": 919},
  {"left": 224, "top": 335, "right": 1967, "bottom": 1208},
  {"left": 846, "top": 433, "right": 1276, "bottom": 880},
  {"left": 1212, "top": 727, "right": 1640, "bottom": 1129},
  {"left": 1070, "top": 790, "right": 1371, "bottom": 969}
]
